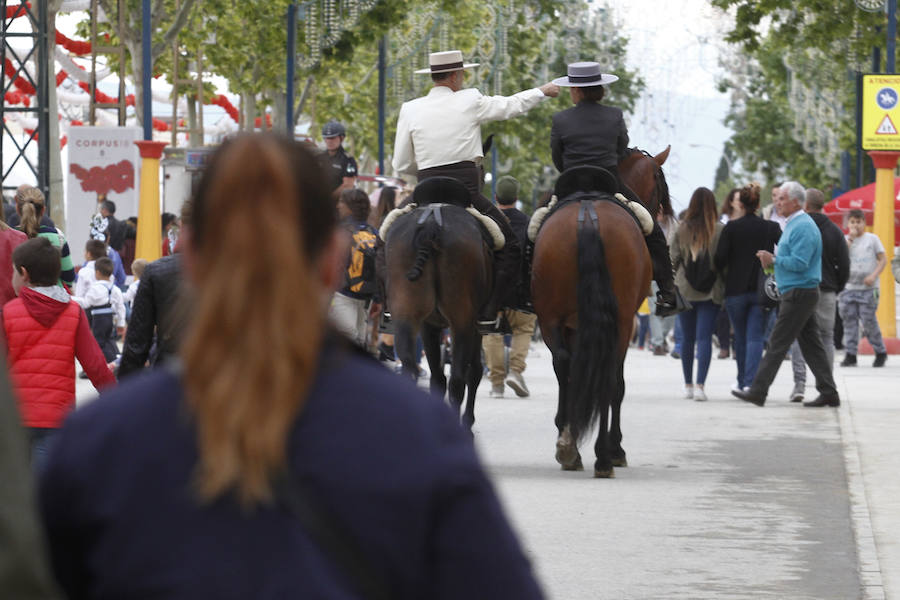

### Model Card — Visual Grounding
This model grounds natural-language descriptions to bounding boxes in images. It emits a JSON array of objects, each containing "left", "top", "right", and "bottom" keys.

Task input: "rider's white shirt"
[{"left": 392, "top": 86, "right": 546, "bottom": 175}]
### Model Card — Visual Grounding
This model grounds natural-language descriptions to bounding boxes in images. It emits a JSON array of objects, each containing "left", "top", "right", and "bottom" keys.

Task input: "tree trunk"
[
  {"left": 242, "top": 93, "right": 257, "bottom": 131},
  {"left": 268, "top": 89, "right": 287, "bottom": 134},
  {"left": 187, "top": 95, "right": 199, "bottom": 147},
  {"left": 125, "top": 39, "right": 145, "bottom": 130}
]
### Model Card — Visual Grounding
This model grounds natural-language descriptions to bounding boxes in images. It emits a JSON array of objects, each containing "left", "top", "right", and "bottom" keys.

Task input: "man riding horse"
[
  {"left": 392, "top": 50, "right": 560, "bottom": 332},
  {"left": 550, "top": 61, "right": 682, "bottom": 316}
]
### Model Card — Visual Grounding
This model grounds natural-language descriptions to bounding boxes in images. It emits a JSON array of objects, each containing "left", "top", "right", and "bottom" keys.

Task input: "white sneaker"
[
  {"left": 489, "top": 384, "right": 504, "bottom": 398},
  {"left": 694, "top": 387, "right": 708, "bottom": 402},
  {"left": 683, "top": 385, "right": 694, "bottom": 400},
  {"left": 505, "top": 371, "right": 530, "bottom": 397}
]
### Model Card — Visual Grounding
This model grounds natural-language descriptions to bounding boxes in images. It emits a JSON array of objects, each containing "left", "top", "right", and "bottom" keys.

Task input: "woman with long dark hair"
[
  {"left": 714, "top": 183, "right": 782, "bottom": 393},
  {"left": 670, "top": 187, "right": 724, "bottom": 401},
  {"left": 38, "top": 134, "right": 542, "bottom": 599},
  {"left": 369, "top": 186, "right": 397, "bottom": 229}
]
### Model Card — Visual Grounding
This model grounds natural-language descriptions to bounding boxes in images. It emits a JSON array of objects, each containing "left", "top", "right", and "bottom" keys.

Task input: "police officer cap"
[
  {"left": 496, "top": 176, "right": 519, "bottom": 203},
  {"left": 322, "top": 120, "right": 346, "bottom": 138}
]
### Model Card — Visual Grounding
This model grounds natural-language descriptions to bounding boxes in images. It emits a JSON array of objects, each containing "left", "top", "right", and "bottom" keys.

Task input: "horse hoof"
[
  {"left": 555, "top": 438, "right": 580, "bottom": 469},
  {"left": 611, "top": 456, "right": 628, "bottom": 468},
  {"left": 560, "top": 455, "right": 584, "bottom": 471},
  {"left": 594, "top": 467, "right": 615, "bottom": 479}
]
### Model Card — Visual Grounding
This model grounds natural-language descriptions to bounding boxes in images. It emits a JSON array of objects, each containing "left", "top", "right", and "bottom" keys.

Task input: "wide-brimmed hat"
[
  {"left": 552, "top": 61, "right": 619, "bottom": 87},
  {"left": 415, "top": 50, "right": 480, "bottom": 74}
]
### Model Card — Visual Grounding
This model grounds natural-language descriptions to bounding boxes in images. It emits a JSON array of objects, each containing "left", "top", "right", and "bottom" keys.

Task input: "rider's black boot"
[{"left": 645, "top": 222, "right": 686, "bottom": 317}]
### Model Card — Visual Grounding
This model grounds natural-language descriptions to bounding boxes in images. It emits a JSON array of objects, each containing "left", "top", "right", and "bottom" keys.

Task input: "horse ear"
[{"left": 654, "top": 145, "right": 671, "bottom": 167}]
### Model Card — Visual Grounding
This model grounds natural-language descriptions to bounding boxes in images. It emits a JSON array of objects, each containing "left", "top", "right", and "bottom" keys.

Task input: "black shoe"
[
  {"left": 840, "top": 354, "right": 857, "bottom": 367},
  {"left": 78, "top": 370, "right": 89, "bottom": 380},
  {"left": 655, "top": 286, "right": 689, "bottom": 317},
  {"left": 731, "top": 388, "right": 766, "bottom": 406},
  {"left": 873, "top": 353, "right": 887, "bottom": 367},
  {"left": 803, "top": 394, "right": 840, "bottom": 407}
]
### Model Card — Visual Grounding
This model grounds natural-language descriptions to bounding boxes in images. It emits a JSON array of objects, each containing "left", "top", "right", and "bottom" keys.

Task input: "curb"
[{"left": 837, "top": 381, "right": 885, "bottom": 600}]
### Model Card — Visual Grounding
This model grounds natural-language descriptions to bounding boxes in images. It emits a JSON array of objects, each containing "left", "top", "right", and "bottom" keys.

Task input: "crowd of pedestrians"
[
  {"left": 1, "top": 49, "right": 898, "bottom": 597},
  {"left": 633, "top": 179, "right": 897, "bottom": 407}
]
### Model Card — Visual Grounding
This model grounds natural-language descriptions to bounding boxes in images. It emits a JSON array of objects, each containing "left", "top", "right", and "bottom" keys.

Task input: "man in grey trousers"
[
  {"left": 732, "top": 181, "right": 841, "bottom": 408},
  {"left": 788, "top": 188, "right": 850, "bottom": 402}
]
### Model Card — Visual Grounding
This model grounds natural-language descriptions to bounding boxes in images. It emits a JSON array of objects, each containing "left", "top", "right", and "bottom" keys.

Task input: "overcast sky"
[{"left": 603, "top": 0, "right": 735, "bottom": 210}]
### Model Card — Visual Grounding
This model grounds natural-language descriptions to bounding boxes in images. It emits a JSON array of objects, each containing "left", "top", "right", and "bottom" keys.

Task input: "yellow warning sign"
[
  {"left": 877, "top": 114, "right": 898, "bottom": 135},
  {"left": 863, "top": 74, "right": 900, "bottom": 150}
]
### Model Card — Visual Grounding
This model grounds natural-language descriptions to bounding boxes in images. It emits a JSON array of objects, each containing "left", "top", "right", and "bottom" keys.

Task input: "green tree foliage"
[{"left": 711, "top": 0, "right": 885, "bottom": 192}]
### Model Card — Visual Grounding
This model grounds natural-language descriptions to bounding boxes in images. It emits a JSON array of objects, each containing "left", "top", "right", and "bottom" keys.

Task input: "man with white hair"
[{"left": 733, "top": 181, "right": 841, "bottom": 408}]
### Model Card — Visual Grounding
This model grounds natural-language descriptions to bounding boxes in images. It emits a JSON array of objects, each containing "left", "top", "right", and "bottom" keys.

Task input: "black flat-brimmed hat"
[
  {"left": 552, "top": 61, "right": 619, "bottom": 87},
  {"left": 415, "top": 50, "right": 480, "bottom": 74}
]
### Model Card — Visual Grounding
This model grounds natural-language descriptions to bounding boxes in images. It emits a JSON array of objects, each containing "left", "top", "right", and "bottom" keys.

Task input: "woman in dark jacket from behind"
[
  {"left": 39, "top": 134, "right": 544, "bottom": 600},
  {"left": 714, "top": 183, "right": 782, "bottom": 393}
]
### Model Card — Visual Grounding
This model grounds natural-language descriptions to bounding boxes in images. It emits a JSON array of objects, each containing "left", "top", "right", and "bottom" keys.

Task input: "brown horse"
[
  {"left": 532, "top": 150, "right": 670, "bottom": 478},
  {"left": 383, "top": 177, "right": 493, "bottom": 430}
]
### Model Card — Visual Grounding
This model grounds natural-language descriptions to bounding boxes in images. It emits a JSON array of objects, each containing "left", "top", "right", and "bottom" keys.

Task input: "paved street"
[
  {"left": 76, "top": 337, "right": 898, "bottom": 600},
  {"left": 471, "top": 341, "right": 896, "bottom": 600}
]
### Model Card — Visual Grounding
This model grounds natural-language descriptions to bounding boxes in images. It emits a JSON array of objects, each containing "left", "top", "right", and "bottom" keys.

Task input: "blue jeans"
[
  {"left": 29, "top": 427, "right": 58, "bottom": 474},
  {"left": 678, "top": 300, "right": 719, "bottom": 385},
  {"left": 725, "top": 293, "right": 766, "bottom": 389}
]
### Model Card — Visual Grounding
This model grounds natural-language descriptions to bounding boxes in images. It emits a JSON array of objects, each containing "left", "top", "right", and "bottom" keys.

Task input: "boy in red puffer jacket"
[{"left": 2, "top": 237, "right": 116, "bottom": 469}]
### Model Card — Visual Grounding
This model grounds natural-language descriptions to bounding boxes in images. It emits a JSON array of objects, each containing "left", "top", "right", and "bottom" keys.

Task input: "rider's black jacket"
[{"left": 551, "top": 100, "right": 629, "bottom": 172}]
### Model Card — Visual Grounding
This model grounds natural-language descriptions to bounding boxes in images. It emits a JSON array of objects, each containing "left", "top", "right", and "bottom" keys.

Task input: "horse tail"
[
  {"left": 568, "top": 220, "right": 619, "bottom": 443},
  {"left": 406, "top": 217, "right": 440, "bottom": 281}
]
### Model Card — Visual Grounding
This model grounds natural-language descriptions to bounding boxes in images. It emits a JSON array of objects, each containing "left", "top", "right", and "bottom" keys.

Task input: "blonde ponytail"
[{"left": 17, "top": 187, "right": 45, "bottom": 238}]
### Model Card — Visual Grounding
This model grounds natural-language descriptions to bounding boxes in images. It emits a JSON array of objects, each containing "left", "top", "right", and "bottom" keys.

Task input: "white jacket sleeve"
[
  {"left": 112, "top": 288, "right": 126, "bottom": 327},
  {"left": 473, "top": 88, "right": 546, "bottom": 124},
  {"left": 391, "top": 104, "right": 417, "bottom": 176}
]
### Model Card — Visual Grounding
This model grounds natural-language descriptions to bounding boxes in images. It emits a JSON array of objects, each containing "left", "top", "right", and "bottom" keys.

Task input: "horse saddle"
[
  {"left": 412, "top": 177, "right": 471, "bottom": 209},
  {"left": 554, "top": 165, "right": 619, "bottom": 201}
]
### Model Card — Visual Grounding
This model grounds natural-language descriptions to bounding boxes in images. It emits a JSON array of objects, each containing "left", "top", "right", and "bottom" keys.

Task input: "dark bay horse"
[
  {"left": 532, "top": 152, "right": 669, "bottom": 478},
  {"left": 383, "top": 177, "right": 493, "bottom": 429}
]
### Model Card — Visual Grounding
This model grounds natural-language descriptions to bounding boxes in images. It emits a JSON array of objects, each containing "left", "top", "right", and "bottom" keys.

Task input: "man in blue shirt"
[{"left": 733, "top": 181, "right": 840, "bottom": 407}]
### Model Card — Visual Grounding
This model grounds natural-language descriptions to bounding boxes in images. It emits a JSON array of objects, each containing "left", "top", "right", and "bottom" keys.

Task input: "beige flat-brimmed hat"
[
  {"left": 415, "top": 50, "right": 480, "bottom": 74},
  {"left": 553, "top": 61, "right": 619, "bottom": 87}
]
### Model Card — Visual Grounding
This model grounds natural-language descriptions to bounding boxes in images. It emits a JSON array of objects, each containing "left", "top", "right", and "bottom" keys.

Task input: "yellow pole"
[
  {"left": 134, "top": 141, "right": 168, "bottom": 262},
  {"left": 868, "top": 151, "right": 899, "bottom": 339}
]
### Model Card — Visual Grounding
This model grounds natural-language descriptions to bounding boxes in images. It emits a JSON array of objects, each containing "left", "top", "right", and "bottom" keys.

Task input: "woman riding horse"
[{"left": 550, "top": 61, "right": 682, "bottom": 317}]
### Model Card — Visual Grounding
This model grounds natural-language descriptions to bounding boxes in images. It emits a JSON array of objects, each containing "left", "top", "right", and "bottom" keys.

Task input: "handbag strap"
[{"left": 274, "top": 473, "right": 390, "bottom": 600}]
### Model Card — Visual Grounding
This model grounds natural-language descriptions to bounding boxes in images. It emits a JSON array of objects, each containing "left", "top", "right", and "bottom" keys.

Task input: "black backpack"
[
  {"left": 683, "top": 249, "right": 716, "bottom": 293},
  {"left": 346, "top": 225, "right": 378, "bottom": 298}
]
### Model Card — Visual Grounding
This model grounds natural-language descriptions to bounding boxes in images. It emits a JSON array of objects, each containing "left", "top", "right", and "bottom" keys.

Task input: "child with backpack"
[
  {"left": 329, "top": 189, "right": 378, "bottom": 346},
  {"left": 2, "top": 237, "right": 115, "bottom": 468},
  {"left": 73, "top": 257, "right": 126, "bottom": 363}
]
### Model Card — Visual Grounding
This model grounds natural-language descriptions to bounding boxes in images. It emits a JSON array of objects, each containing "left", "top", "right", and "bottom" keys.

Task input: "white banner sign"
[{"left": 65, "top": 126, "right": 142, "bottom": 268}]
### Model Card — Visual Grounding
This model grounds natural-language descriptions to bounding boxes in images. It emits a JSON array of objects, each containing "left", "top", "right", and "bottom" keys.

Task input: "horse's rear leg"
[
  {"left": 462, "top": 335, "right": 484, "bottom": 431},
  {"left": 608, "top": 360, "right": 627, "bottom": 467},
  {"left": 448, "top": 329, "right": 478, "bottom": 428},
  {"left": 422, "top": 324, "right": 447, "bottom": 399},
  {"left": 394, "top": 320, "right": 420, "bottom": 381},
  {"left": 548, "top": 326, "right": 582, "bottom": 471},
  {"left": 593, "top": 402, "right": 613, "bottom": 478}
]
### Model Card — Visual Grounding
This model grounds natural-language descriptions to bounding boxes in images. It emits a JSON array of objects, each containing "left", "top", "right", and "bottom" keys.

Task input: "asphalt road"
[{"left": 472, "top": 343, "right": 861, "bottom": 599}]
